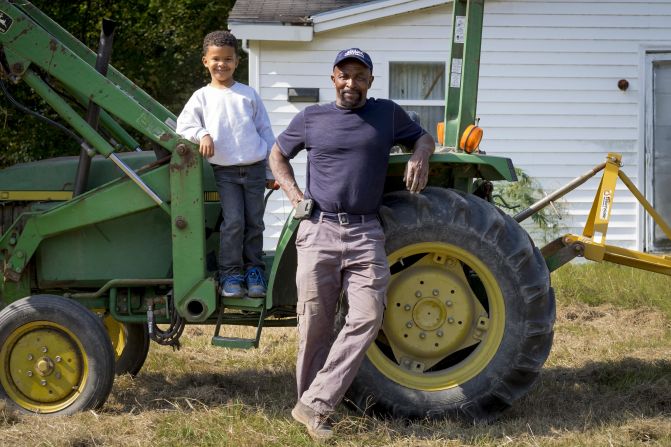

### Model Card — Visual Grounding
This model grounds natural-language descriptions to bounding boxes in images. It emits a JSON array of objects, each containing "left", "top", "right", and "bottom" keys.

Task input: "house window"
[{"left": 389, "top": 62, "right": 445, "bottom": 142}]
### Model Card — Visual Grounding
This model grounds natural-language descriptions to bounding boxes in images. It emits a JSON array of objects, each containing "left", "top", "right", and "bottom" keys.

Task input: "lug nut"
[
  {"left": 27, "top": 354, "right": 33, "bottom": 361},
  {"left": 55, "top": 356, "right": 62, "bottom": 362},
  {"left": 404, "top": 304, "right": 411, "bottom": 311},
  {"left": 445, "top": 300, "right": 453, "bottom": 307},
  {"left": 419, "top": 332, "right": 426, "bottom": 339},
  {"left": 448, "top": 317, "right": 455, "bottom": 324},
  {"left": 437, "top": 330, "right": 444, "bottom": 337},
  {"left": 41, "top": 347, "right": 48, "bottom": 353},
  {"left": 415, "top": 290, "right": 422, "bottom": 298},
  {"left": 432, "top": 289, "right": 439, "bottom": 296},
  {"left": 406, "top": 321, "right": 413, "bottom": 328},
  {"left": 40, "top": 380, "right": 47, "bottom": 386},
  {"left": 27, "top": 371, "right": 33, "bottom": 377}
]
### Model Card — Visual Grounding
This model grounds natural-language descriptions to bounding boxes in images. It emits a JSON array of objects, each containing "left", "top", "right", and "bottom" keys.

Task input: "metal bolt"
[
  {"left": 419, "top": 332, "right": 426, "bottom": 339},
  {"left": 27, "top": 354, "right": 33, "bottom": 361},
  {"left": 404, "top": 304, "right": 411, "bottom": 311},
  {"left": 406, "top": 321, "right": 413, "bottom": 328},
  {"left": 15, "top": 250, "right": 24, "bottom": 259},
  {"left": 176, "top": 144, "right": 188, "bottom": 155},
  {"left": 175, "top": 216, "right": 188, "bottom": 229},
  {"left": 40, "top": 380, "right": 47, "bottom": 386},
  {"left": 445, "top": 300, "right": 453, "bottom": 307},
  {"left": 448, "top": 317, "right": 455, "bottom": 324},
  {"left": 432, "top": 289, "right": 439, "bottom": 296},
  {"left": 55, "top": 356, "right": 62, "bottom": 363},
  {"left": 41, "top": 347, "right": 48, "bottom": 353},
  {"left": 415, "top": 290, "right": 422, "bottom": 298},
  {"left": 26, "top": 371, "right": 33, "bottom": 377},
  {"left": 437, "top": 330, "right": 444, "bottom": 337}
]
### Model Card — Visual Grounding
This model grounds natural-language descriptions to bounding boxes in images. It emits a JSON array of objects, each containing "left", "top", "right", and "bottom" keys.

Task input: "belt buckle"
[{"left": 337, "top": 212, "right": 349, "bottom": 225}]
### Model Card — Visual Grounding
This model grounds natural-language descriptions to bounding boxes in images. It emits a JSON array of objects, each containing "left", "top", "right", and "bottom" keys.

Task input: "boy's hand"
[
  {"left": 199, "top": 135, "right": 214, "bottom": 158},
  {"left": 266, "top": 179, "right": 280, "bottom": 190}
]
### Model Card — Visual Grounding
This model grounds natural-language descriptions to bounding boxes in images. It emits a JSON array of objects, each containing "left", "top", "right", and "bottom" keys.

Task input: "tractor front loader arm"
[{"left": 0, "top": 1, "right": 216, "bottom": 320}]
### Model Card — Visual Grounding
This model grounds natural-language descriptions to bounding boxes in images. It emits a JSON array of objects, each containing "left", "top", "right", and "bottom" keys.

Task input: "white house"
[{"left": 228, "top": 0, "right": 671, "bottom": 253}]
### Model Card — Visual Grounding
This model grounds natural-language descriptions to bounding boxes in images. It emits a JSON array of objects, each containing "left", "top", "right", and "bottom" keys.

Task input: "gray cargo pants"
[{"left": 295, "top": 212, "right": 390, "bottom": 415}]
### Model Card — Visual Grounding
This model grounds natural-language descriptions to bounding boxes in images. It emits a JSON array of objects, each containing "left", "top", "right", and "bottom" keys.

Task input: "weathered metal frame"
[{"left": 520, "top": 153, "right": 671, "bottom": 275}]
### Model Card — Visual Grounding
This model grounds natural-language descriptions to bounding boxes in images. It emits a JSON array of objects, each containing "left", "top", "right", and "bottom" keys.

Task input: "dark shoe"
[
  {"left": 245, "top": 267, "right": 267, "bottom": 298},
  {"left": 220, "top": 274, "right": 246, "bottom": 298},
  {"left": 291, "top": 401, "right": 333, "bottom": 440}
]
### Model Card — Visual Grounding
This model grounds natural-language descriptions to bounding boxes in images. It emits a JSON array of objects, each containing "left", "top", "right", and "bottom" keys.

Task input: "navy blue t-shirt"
[{"left": 276, "top": 99, "right": 425, "bottom": 214}]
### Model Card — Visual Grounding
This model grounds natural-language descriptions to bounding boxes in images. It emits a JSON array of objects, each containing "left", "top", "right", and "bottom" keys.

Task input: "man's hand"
[
  {"left": 404, "top": 133, "right": 435, "bottom": 193},
  {"left": 199, "top": 134, "right": 214, "bottom": 158}
]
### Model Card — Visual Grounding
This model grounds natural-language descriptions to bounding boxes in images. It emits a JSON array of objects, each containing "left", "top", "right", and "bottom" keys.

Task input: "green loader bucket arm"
[{"left": 0, "top": 1, "right": 215, "bottom": 321}]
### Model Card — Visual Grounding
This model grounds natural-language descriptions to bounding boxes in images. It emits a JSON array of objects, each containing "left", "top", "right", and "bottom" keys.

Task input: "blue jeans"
[{"left": 212, "top": 161, "right": 266, "bottom": 276}]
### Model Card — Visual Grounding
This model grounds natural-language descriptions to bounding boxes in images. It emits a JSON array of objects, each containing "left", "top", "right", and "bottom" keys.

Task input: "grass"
[{"left": 1, "top": 263, "right": 670, "bottom": 446}]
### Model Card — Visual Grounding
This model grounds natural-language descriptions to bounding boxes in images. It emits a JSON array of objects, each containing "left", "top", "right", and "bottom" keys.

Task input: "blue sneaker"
[
  {"left": 245, "top": 267, "right": 267, "bottom": 298},
  {"left": 220, "top": 274, "right": 246, "bottom": 298}
]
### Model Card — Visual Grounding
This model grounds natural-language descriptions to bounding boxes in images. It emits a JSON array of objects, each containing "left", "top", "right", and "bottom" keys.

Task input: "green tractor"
[{"left": 0, "top": 0, "right": 556, "bottom": 419}]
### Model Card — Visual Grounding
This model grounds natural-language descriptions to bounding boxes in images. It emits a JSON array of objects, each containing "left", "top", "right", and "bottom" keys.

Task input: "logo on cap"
[{"left": 343, "top": 49, "right": 364, "bottom": 58}]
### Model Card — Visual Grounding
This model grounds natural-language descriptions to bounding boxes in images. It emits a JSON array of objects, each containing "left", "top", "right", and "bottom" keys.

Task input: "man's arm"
[
  {"left": 404, "top": 133, "right": 435, "bottom": 193},
  {"left": 269, "top": 143, "right": 304, "bottom": 207}
]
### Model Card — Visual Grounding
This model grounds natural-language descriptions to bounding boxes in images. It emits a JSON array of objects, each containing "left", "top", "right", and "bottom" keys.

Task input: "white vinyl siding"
[{"left": 253, "top": 0, "right": 671, "bottom": 251}]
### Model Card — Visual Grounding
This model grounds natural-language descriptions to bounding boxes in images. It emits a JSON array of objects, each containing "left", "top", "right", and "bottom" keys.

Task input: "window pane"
[
  {"left": 400, "top": 105, "right": 444, "bottom": 142},
  {"left": 390, "top": 62, "right": 445, "bottom": 100}
]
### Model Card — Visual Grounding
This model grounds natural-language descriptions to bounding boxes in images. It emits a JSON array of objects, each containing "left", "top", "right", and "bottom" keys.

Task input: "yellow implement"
[{"left": 516, "top": 153, "right": 671, "bottom": 275}]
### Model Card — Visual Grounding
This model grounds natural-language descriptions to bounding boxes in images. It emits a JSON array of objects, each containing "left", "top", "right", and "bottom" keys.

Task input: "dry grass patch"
[{"left": 2, "top": 263, "right": 671, "bottom": 446}]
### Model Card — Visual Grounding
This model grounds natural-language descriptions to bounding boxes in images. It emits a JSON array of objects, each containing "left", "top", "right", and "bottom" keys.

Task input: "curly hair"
[{"left": 202, "top": 31, "right": 238, "bottom": 55}]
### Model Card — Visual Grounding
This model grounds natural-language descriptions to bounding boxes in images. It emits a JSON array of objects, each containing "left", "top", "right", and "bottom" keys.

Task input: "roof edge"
[
  {"left": 312, "top": 0, "right": 450, "bottom": 33},
  {"left": 227, "top": 22, "right": 314, "bottom": 41}
]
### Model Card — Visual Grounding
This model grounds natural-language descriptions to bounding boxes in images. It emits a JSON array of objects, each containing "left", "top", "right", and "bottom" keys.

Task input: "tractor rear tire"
[
  {"left": 344, "top": 187, "right": 555, "bottom": 421},
  {"left": 104, "top": 317, "right": 150, "bottom": 376},
  {"left": 0, "top": 295, "right": 115, "bottom": 415}
]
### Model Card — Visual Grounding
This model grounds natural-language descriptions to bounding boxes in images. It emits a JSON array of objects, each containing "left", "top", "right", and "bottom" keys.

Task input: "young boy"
[{"left": 176, "top": 31, "right": 275, "bottom": 298}]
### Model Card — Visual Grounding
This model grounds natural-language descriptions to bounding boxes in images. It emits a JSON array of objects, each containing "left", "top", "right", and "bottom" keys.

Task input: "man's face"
[
  {"left": 202, "top": 45, "right": 238, "bottom": 87},
  {"left": 331, "top": 60, "right": 374, "bottom": 109}
]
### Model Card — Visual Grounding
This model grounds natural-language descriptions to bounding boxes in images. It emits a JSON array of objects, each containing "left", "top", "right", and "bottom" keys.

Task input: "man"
[{"left": 269, "top": 48, "right": 435, "bottom": 440}]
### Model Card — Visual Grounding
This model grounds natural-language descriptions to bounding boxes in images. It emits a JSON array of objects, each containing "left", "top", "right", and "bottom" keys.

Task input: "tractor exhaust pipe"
[{"left": 73, "top": 18, "right": 117, "bottom": 196}]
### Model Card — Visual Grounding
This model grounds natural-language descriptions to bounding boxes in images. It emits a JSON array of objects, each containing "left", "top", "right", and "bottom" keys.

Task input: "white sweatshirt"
[{"left": 176, "top": 82, "right": 275, "bottom": 178}]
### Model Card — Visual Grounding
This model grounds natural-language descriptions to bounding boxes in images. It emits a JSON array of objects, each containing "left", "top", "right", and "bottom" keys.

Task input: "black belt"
[{"left": 317, "top": 210, "right": 378, "bottom": 225}]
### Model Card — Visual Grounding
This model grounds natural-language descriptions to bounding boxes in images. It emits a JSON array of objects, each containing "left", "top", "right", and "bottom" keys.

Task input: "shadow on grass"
[
  {"left": 108, "top": 367, "right": 297, "bottom": 414},
  {"left": 503, "top": 357, "right": 671, "bottom": 432},
  {"left": 106, "top": 357, "right": 670, "bottom": 440}
]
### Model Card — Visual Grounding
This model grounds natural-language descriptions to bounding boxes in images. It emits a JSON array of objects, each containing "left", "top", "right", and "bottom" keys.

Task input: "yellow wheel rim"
[
  {"left": 103, "top": 315, "right": 127, "bottom": 361},
  {"left": 368, "top": 242, "right": 505, "bottom": 391},
  {"left": 0, "top": 321, "right": 89, "bottom": 413}
]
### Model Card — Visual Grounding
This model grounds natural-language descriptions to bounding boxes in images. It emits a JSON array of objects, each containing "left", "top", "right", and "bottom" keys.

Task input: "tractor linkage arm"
[{"left": 516, "top": 153, "right": 671, "bottom": 275}]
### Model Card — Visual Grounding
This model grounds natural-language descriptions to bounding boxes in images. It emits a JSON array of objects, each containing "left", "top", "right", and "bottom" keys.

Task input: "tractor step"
[
  {"left": 211, "top": 296, "right": 266, "bottom": 350},
  {"left": 211, "top": 335, "right": 257, "bottom": 349},
  {"left": 220, "top": 296, "right": 265, "bottom": 310}
]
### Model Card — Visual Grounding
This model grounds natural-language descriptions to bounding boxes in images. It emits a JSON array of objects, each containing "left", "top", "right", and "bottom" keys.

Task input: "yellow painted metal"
[
  {"left": 0, "top": 191, "right": 73, "bottom": 201},
  {"left": 103, "top": 315, "right": 127, "bottom": 360},
  {"left": 556, "top": 151, "right": 671, "bottom": 275},
  {"left": 368, "top": 242, "right": 505, "bottom": 390},
  {"left": 582, "top": 153, "right": 622, "bottom": 253},
  {"left": 0, "top": 321, "right": 88, "bottom": 413}
]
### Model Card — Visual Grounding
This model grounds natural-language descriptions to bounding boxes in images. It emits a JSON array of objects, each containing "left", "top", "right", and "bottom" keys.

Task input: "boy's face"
[{"left": 203, "top": 45, "right": 238, "bottom": 87}]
